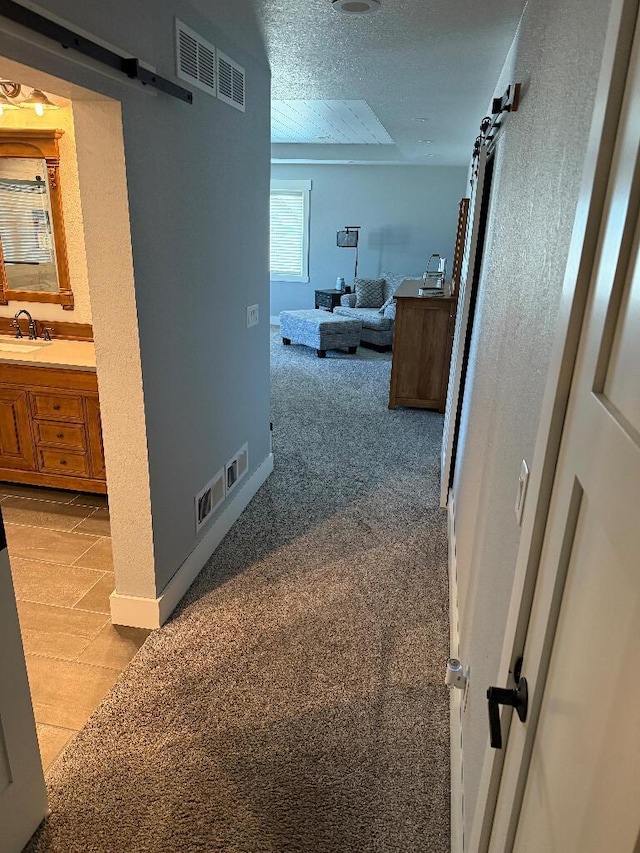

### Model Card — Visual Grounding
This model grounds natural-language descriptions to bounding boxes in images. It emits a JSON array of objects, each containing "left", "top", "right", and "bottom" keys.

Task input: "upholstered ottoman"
[{"left": 279, "top": 309, "right": 362, "bottom": 358}]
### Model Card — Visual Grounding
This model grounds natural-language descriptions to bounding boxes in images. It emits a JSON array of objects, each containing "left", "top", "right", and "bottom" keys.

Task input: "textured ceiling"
[
  {"left": 252, "top": 0, "right": 527, "bottom": 165},
  {"left": 272, "top": 99, "right": 394, "bottom": 143}
]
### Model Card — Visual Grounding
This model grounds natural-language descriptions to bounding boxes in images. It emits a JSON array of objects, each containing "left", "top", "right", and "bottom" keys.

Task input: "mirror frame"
[{"left": 0, "top": 128, "right": 74, "bottom": 310}]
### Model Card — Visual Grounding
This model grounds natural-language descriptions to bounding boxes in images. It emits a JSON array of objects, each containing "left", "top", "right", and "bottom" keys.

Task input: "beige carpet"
[{"left": 26, "top": 330, "right": 450, "bottom": 852}]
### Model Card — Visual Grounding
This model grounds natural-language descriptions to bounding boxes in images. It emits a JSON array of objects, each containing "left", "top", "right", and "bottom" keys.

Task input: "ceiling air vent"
[
  {"left": 175, "top": 19, "right": 216, "bottom": 96},
  {"left": 217, "top": 50, "right": 245, "bottom": 113}
]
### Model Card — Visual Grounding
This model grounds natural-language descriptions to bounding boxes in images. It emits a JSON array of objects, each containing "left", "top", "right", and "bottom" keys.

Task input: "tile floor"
[{"left": 1, "top": 483, "right": 149, "bottom": 773}]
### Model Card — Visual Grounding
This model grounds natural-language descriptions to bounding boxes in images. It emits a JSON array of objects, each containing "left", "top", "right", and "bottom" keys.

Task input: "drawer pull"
[
  {"left": 59, "top": 459, "right": 67, "bottom": 465},
  {"left": 53, "top": 404, "right": 61, "bottom": 411},
  {"left": 56, "top": 433, "right": 64, "bottom": 439}
]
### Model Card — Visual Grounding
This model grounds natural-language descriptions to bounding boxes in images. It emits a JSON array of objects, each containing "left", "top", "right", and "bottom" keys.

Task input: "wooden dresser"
[{"left": 388, "top": 279, "right": 457, "bottom": 412}]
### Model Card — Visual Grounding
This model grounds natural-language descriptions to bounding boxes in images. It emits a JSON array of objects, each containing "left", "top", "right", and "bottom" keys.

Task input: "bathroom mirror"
[{"left": 0, "top": 129, "right": 74, "bottom": 309}]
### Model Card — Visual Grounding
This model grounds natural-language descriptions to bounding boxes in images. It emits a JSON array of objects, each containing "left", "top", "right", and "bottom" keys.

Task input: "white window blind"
[
  {"left": 0, "top": 177, "right": 54, "bottom": 266},
  {"left": 270, "top": 180, "right": 310, "bottom": 282}
]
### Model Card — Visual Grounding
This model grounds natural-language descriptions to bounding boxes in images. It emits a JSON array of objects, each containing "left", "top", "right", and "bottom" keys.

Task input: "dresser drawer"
[
  {"left": 37, "top": 448, "right": 90, "bottom": 477},
  {"left": 30, "top": 392, "right": 84, "bottom": 423},
  {"left": 34, "top": 421, "right": 86, "bottom": 450},
  {"left": 314, "top": 290, "right": 343, "bottom": 311},
  {"left": 316, "top": 292, "right": 333, "bottom": 308}
]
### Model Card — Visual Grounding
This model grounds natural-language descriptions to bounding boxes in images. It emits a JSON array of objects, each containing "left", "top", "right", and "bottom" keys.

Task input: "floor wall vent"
[
  {"left": 175, "top": 19, "right": 216, "bottom": 96},
  {"left": 226, "top": 443, "right": 249, "bottom": 496},
  {"left": 195, "top": 467, "right": 225, "bottom": 531},
  {"left": 217, "top": 50, "right": 246, "bottom": 112}
]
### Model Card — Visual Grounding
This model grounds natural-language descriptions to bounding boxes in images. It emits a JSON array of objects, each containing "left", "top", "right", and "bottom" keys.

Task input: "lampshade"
[
  {"left": 20, "top": 88, "right": 59, "bottom": 117},
  {"left": 337, "top": 229, "right": 359, "bottom": 248}
]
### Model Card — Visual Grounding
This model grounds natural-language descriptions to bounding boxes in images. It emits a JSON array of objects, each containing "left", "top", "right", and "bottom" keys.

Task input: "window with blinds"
[
  {"left": 269, "top": 180, "right": 311, "bottom": 282},
  {"left": 0, "top": 176, "right": 54, "bottom": 266}
]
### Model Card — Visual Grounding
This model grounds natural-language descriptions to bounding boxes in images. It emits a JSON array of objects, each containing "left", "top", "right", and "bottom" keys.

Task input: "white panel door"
[
  {"left": 440, "top": 148, "right": 490, "bottom": 507},
  {"left": 0, "top": 543, "right": 48, "bottom": 853},
  {"left": 489, "top": 13, "right": 640, "bottom": 849}
]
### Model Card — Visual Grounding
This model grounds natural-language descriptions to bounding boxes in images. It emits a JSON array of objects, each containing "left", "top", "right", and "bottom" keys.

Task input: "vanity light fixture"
[
  {"left": 0, "top": 91, "right": 20, "bottom": 115},
  {"left": 19, "top": 88, "right": 59, "bottom": 117},
  {"left": 0, "top": 82, "right": 60, "bottom": 116},
  {"left": 0, "top": 81, "right": 21, "bottom": 98},
  {"left": 0, "top": 81, "right": 21, "bottom": 116},
  {"left": 332, "top": 0, "right": 381, "bottom": 12}
]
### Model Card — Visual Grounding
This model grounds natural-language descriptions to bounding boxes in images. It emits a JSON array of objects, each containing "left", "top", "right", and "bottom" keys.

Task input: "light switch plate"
[
  {"left": 515, "top": 459, "right": 530, "bottom": 526},
  {"left": 246, "top": 304, "right": 259, "bottom": 328}
]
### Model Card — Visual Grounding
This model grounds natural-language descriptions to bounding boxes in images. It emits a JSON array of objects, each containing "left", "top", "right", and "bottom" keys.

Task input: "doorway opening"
[{"left": 0, "top": 55, "right": 153, "bottom": 774}]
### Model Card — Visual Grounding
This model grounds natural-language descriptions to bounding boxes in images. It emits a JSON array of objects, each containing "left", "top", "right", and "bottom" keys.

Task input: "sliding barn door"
[{"left": 440, "top": 147, "right": 494, "bottom": 506}]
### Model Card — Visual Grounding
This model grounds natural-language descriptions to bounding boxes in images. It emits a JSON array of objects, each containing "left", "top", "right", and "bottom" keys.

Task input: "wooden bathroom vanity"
[{"left": 0, "top": 340, "right": 105, "bottom": 493}]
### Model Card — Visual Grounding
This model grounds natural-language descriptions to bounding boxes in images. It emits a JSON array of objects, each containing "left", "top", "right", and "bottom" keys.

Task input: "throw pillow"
[
  {"left": 383, "top": 301, "right": 397, "bottom": 321},
  {"left": 355, "top": 278, "right": 385, "bottom": 308},
  {"left": 381, "top": 271, "right": 422, "bottom": 299},
  {"left": 381, "top": 271, "right": 407, "bottom": 296},
  {"left": 379, "top": 295, "right": 395, "bottom": 314}
]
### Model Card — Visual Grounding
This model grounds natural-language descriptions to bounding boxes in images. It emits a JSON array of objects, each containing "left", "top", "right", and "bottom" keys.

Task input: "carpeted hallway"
[{"left": 26, "top": 328, "right": 450, "bottom": 853}]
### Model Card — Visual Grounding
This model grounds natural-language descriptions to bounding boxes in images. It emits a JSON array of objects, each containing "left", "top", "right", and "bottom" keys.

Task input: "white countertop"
[{"left": 0, "top": 336, "right": 96, "bottom": 371}]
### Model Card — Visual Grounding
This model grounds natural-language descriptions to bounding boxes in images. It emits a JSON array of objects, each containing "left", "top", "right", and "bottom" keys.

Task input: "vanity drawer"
[
  {"left": 30, "top": 392, "right": 84, "bottom": 423},
  {"left": 34, "top": 421, "right": 86, "bottom": 450},
  {"left": 37, "top": 447, "right": 90, "bottom": 477}
]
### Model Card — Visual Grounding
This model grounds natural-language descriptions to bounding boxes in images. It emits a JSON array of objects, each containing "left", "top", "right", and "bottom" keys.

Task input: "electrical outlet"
[
  {"left": 246, "top": 304, "right": 259, "bottom": 328},
  {"left": 515, "top": 459, "right": 530, "bottom": 526}
]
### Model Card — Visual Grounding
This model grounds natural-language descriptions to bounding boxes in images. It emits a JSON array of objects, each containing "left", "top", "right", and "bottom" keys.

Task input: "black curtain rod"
[{"left": 0, "top": 0, "right": 193, "bottom": 103}]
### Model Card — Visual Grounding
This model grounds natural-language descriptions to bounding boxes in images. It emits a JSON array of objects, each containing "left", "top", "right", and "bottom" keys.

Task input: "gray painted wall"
[
  {"left": 270, "top": 164, "right": 467, "bottom": 316},
  {"left": 0, "top": 0, "right": 271, "bottom": 595},
  {"left": 452, "top": 0, "right": 613, "bottom": 835}
]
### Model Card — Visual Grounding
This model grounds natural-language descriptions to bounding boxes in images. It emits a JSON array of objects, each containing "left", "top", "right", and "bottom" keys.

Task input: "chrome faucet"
[{"left": 12, "top": 310, "right": 37, "bottom": 340}]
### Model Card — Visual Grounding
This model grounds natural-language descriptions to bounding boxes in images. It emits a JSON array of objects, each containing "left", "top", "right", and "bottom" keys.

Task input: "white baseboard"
[
  {"left": 108, "top": 590, "right": 160, "bottom": 630},
  {"left": 110, "top": 453, "right": 274, "bottom": 629},
  {"left": 270, "top": 315, "right": 281, "bottom": 326},
  {"left": 448, "top": 488, "right": 464, "bottom": 853},
  {"left": 451, "top": 687, "right": 465, "bottom": 853}
]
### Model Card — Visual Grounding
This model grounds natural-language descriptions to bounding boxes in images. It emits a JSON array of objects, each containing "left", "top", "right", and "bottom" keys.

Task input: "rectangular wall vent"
[
  {"left": 195, "top": 467, "right": 225, "bottom": 532},
  {"left": 217, "top": 50, "right": 245, "bottom": 112},
  {"left": 175, "top": 19, "right": 216, "bottom": 96},
  {"left": 226, "top": 443, "right": 249, "bottom": 496}
]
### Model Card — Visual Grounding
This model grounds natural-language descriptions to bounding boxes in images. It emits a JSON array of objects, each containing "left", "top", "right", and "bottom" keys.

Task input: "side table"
[{"left": 315, "top": 289, "right": 344, "bottom": 311}]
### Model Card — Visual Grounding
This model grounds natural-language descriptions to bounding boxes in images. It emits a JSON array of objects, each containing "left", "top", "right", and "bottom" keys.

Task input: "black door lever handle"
[{"left": 487, "top": 667, "right": 528, "bottom": 749}]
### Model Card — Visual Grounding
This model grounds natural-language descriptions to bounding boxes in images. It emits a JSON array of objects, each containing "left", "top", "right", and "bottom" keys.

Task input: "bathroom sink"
[{"left": 0, "top": 338, "right": 53, "bottom": 354}]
